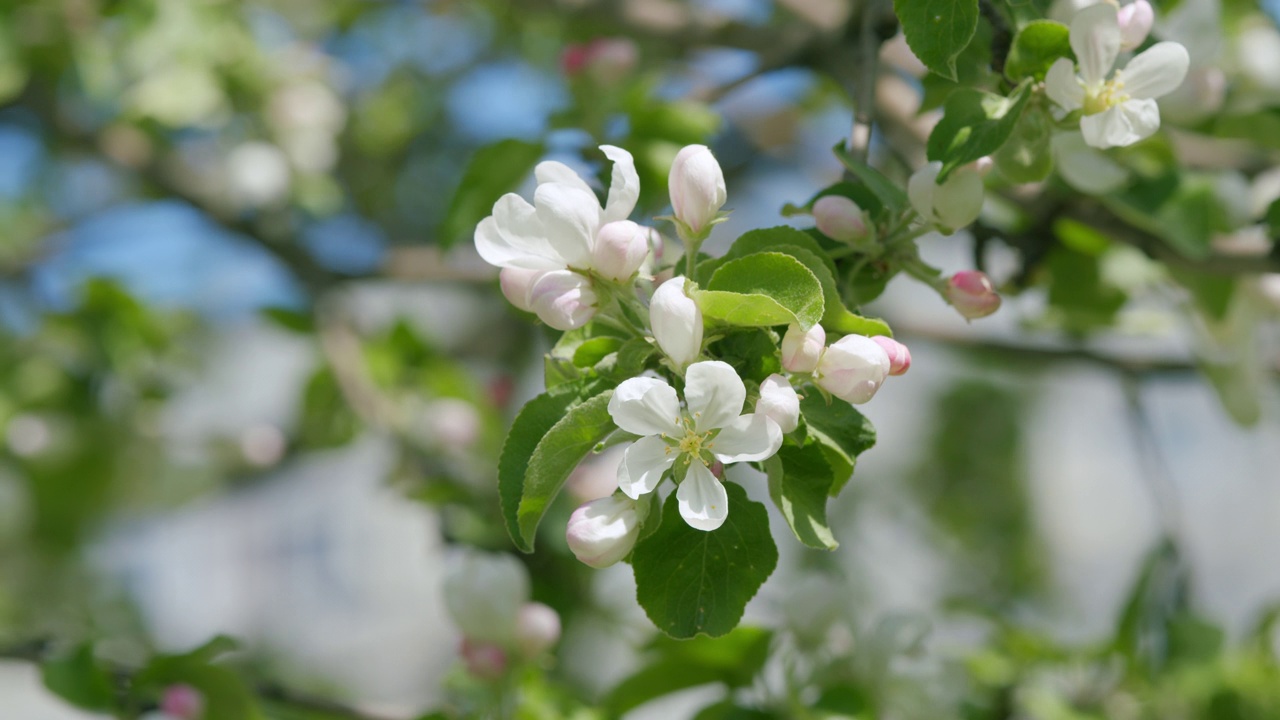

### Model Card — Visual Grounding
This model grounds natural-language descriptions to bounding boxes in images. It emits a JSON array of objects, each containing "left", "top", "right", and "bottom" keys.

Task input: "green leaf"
[
  {"left": 498, "top": 388, "right": 587, "bottom": 551},
  {"left": 516, "top": 391, "right": 617, "bottom": 549},
  {"left": 41, "top": 644, "right": 115, "bottom": 712},
  {"left": 893, "top": 0, "right": 980, "bottom": 81},
  {"left": 834, "top": 143, "right": 909, "bottom": 211},
  {"left": 702, "top": 252, "right": 825, "bottom": 329},
  {"left": 632, "top": 483, "right": 778, "bottom": 638},
  {"left": 135, "top": 639, "right": 262, "bottom": 720},
  {"left": 1004, "top": 20, "right": 1073, "bottom": 82},
  {"left": 994, "top": 105, "right": 1054, "bottom": 184},
  {"left": 926, "top": 83, "right": 1032, "bottom": 182},
  {"left": 692, "top": 703, "right": 780, "bottom": 720},
  {"left": 765, "top": 444, "right": 839, "bottom": 550},
  {"left": 710, "top": 330, "right": 783, "bottom": 385},
  {"left": 440, "top": 139, "right": 544, "bottom": 249},
  {"left": 605, "top": 627, "right": 773, "bottom": 715},
  {"left": 799, "top": 393, "right": 876, "bottom": 497},
  {"left": 572, "top": 336, "right": 623, "bottom": 367}
]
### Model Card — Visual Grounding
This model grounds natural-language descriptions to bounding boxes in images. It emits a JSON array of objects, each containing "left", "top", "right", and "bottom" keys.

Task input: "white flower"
[
  {"left": 908, "top": 161, "right": 985, "bottom": 231},
  {"left": 1051, "top": 0, "right": 1154, "bottom": 51},
  {"left": 814, "top": 335, "right": 890, "bottom": 404},
  {"left": 499, "top": 267, "right": 543, "bottom": 312},
  {"left": 527, "top": 270, "right": 597, "bottom": 330},
  {"left": 474, "top": 145, "right": 638, "bottom": 271},
  {"left": 1044, "top": 3, "right": 1189, "bottom": 149},
  {"left": 608, "top": 361, "right": 782, "bottom": 531},
  {"left": 668, "top": 144, "right": 726, "bottom": 236},
  {"left": 565, "top": 494, "right": 643, "bottom": 568},
  {"left": 757, "top": 374, "right": 800, "bottom": 433},
  {"left": 1051, "top": 131, "right": 1129, "bottom": 194},
  {"left": 650, "top": 276, "right": 703, "bottom": 367},
  {"left": 781, "top": 323, "right": 825, "bottom": 374},
  {"left": 592, "top": 219, "right": 652, "bottom": 281},
  {"left": 443, "top": 550, "right": 529, "bottom": 646}
]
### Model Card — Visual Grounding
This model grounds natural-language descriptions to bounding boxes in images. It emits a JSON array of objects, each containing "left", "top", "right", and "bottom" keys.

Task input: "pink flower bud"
[
  {"left": 812, "top": 195, "right": 869, "bottom": 244},
  {"left": 561, "top": 44, "right": 593, "bottom": 76},
  {"left": 528, "top": 270, "right": 597, "bottom": 331},
  {"left": 756, "top": 374, "right": 800, "bottom": 433},
  {"left": 781, "top": 323, "right": 825, "bottom": 374},
  {"left": 592, "top": 220, "right": 650, "bottom": 281},
  {"left": 443, "top": 551, "right": 529, "bottom": 646},
  {"left": 815, "top": 335, "right": 891, "bottom": 404},
  {"left": 566, "top": 495, "right": 642, "bottom": 568},
  {"left": 1117, "top": 0, "right": 1154, "bottom": 51},
  {"left": 946, "top": 271, "right": 1002, "bottom": 320},
  {"left": 160, "top": 685, "right": 204, "bottom": 719},
  {"left": 586, "top": 38, "right": 639, "bottom": 84},
  {"left": 515, "top": 602, "right": 561, "bottom": 658},
  {"left": 650, "top": 276, "right": 702, "bottom": 367},
  {"left": 499, "top": 267, "right": 544, "bottom": 312},
  {"left": 669, "top": 145, "right": 726, "bottom": 236},
  {"left": 871, "top": 337, "right": 911, "bottom": 376},
  {"left": 460, "top": 638, "right": 508, "bottom": 680}
]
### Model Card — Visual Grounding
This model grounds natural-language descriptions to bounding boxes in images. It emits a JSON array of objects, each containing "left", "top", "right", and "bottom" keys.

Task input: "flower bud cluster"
[{"left": 782, "top": 324, "right": 910, "bottom": 405}]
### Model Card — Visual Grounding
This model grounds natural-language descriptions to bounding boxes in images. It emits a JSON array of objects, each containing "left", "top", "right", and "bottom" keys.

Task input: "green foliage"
[
  {"left": 927, "top": 82, "right": 1033, "bottom": 182},
  {"left": 134, "top": 637, "right": 262, "bottom": 720},
  {"left": 765, "top": 443, "right": 839, "bottom": 550},
  {"left": 604, "top": 627, "right": 773, "bottom": 715},
  {"left": 701, "top": 252, "right": 826, "bottom": 329},
  {"left": 1004, "top": 21, "right": 1073, "bottom": 82},
  {"left": 632, "top": 483, "right": 778, "bottom": 639},
  {"left": 41, "top": 644, "right": 115, "bottom": 712},
  {"left": 893, "top": 0, "right": 980, "bottom": 81},
  {"left": 995, "top": 105, "right": 1055, "bottom": 183},
  {"left": 834, "top": 144, "right": 909, "bottom": 212},
  {"left": 798, "top": 393, "right": 876, "bottom": 497}
]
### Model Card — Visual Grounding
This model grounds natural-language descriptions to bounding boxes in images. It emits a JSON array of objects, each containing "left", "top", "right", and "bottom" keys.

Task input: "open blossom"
[
  {"left": 1045, "top": 3, "right": 1189, "bottom": 149},
  {"left": 669, "top": 145, "right": 726, "bottom": 236},
  {"left": 608, "top": 362, "right": 782, "bottom": 531},
  {"left": 565, "top": 494, "right": 642, "bottom": 568},
  {"left": 814, "top": 335, "right": 891, "bottom": 404},
  {"left": 650, "top": 276, "right": 703, "bottom": 367},
  {"left": 908, "top": 161, "right": 986, "bottom": 231}
]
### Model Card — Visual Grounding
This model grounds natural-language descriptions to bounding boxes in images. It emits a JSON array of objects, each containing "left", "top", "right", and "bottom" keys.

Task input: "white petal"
[
  {"left": 907, "top": 161, "right": 940, "bottom": 220},
  {"left": 1080, "top": 98, "right": 1160, "bottom": 149},
  {"left": 608, "top": 377, "right": 682, "bottom": 437},
  {"left": 1121, "top": 41, "right": 1190, "bottom": 99},
  {"left": 756, "top": 374, "right": 799, "bottom": 434},
  {"left": 650, "top": 276, "right": 703, "bottom": 367},
  {"left": 684, "top": 361, "right": 746, "bottom": 432},
  {"left": 676, "top": 461, "right": 728, "bottom": 531},
  {"left": 534, "top": 183, "right": 600, "bottom": 269},
  {"left": 617, "top": 435, "right": 675, "bottom": 499},
  {"left": 600, "top": 145, "right": 640, "bottom": 224},
  {"left": 534, "top": 160, "right": 595, "bottom": 197},
  {"left": 1051, "top": 131, "right": 1129, "bottom": 193},
  {"left": 1044, "top": 58, "right": 1086, "bottom": 112},
  {"left": 933, "top": 167, "right": 985, "bottom": 231},
  {"left": 474, "top": 195, "right": 562, "bottom": 270},
  {"left": 1071, "top": 3, "right": 1121, "bottom": 85},
  {"left": 710, "top": 413, "right": 782, "bottom": 464}
]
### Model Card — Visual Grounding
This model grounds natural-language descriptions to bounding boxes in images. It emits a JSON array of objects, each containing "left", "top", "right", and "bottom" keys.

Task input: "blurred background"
[{"left": 3, "top": 0, "right": 1280, "bottom": 718}]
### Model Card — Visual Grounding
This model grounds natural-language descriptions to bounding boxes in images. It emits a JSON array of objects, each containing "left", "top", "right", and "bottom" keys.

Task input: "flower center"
[
  {"left": 1083, "top": 79, "right": 1129, "bottom": 115},
  {"left": 677, "top": 429, "right": 710, "bottom": 456}
]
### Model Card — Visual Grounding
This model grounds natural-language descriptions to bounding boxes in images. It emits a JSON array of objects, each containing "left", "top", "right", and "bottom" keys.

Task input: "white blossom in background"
[
  {"left": 668, "top": 144, "right": 727, "bottom": 237},
  {"left": 814, "top": 335, "right": 891, "bottom": 404},
  {"left": 781, "top": 323, "right": 825, "bottom": 373},
  {"left": 908, "top": 161, "right": 986, "bottom": 231},
  {"left": 1051, "top": 131, "right": 1130, "bottom": 194},
  {"left": 442, "top": 550, "right": 529, "bottom": 646},
  {"left": 226, "top": 141, "right": 291, "bottom": 208},
  {"left": 650, "top": 275, "right": 703, "bottom": 367},
  {"left": 756, "top": 374, "right": 800, "bottom": 433},
  {"left": 1045, "top": 3, "right": 1189, "bottom": 149},
  {"left": 515, "top": 602, "right": 562, "bottom": 658},
  {"left": 565, "top": 494, "right": 643, "bottom": 567},
  {"left": 608, "top": 361, "right": 782, "bottom": 531}
]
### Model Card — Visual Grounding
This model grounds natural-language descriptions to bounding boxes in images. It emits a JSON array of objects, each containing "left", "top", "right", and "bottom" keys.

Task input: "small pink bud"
[
  {"left": 814, "top": 335, "right": 891, "bottom": 404},
  {"left": 488, "top": 375, "right": 514, "bottom": 408},
  {"left": 561, "top": 44, "right": 592, "bottom": 76},
  {"left": 946, "top": 271, "right": 1002, "bottom": 320},
  {"left": 515, "top": 602, "right": 561, "bottom": 658},
  {"left": 781, "top": 323, "right": 826, "bottom": 374},
  {"left": 160, "top": 684, "right": 204, "bottom": 719},
  {"left": 812, "top": 195, "right": 869, "bottom": 244},
  {"left": 871, "top": 337, "right": 911, "bottom": 376},
  {"left": 528, "top": 270, "right": 597, "bottom": 331},
  {"left": 1117, "top": 0, "right": 1154, "bottom": 51},
  {"left": 592, "top": 220, "right": 650, "bottom": 281},
  {"left": 460, "top": 638, "right": 508, "bottom": 681}
]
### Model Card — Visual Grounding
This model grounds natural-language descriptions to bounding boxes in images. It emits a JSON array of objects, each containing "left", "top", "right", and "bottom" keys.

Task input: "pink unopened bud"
[
  {"left": 561, "top": 44, "right": 593, "bottom": 76},
  {"left": 592, "top": 220, "right": 650, "bottom": 281},
  {"left": 160, "top": 684, "right": 204, "bottom": 719},
  {"left": 669, "top": 145, "right": 726, "bottom": 236},
  {"left": 566, "top": 495, "right": 642, "bottom": 568},
  {"left": 814, "top": 335, "right": 891, "bottom": 404},
  {"left": 812, "top": 195, "right": 869, "bottom": 245},
  {"left": 781, "top": 323, "right": 826, "bottom": 374},
  {"left": 946, "top": 271, "right": 1002, "bottom": 320},
  {"left": 460, "top": 638, "right": 508, "bottom": 681},
  {"left": 515, "top": 602, "right": 561, "bottom": 658},
  {"left": 499, "top": 267, "right": 544, "bottom": 313},
  {"left": 586, "top": 38, "right": 639, "bottom": 84},
  {"left": 1117, "top": 0, "right": 1154, "bottom": 51},
  {"left": 871, "top": 337, "right": 911, "bottom": 376},
  {"left": 528, "top": 270, "right": 597, "bottom": 331}
]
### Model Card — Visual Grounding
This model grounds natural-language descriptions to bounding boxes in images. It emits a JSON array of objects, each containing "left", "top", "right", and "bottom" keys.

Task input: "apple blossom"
[
  {"left": 908, "top": 161, "right": 985, "bottom": 231},
  {"left": 527, "top": 270, "right": 597, "bottom": 330},
  {"left": 608, "top": 361, "right": 782, "bottom": 531},
  {"left": 669, "top": 144, "right": 727, "bottom": 237},
  {"left": 160, "top": 685, "right": 204, "bottom": 719},
  {"left": 459, "top": 639, "right": 508, "bottom": 680},
  {"left": 1051, "top": 132, "right": 1129, "bottom": 194},
  {"left": 515, "top": 602, "right": 562, "bottom": 658},
  {"left": 1044, "top": 4, "right": 1189, "bottom": 149},
  {"left": 650, "top": 275, "right": 703, "bottom": 367},
  {"left": 499, "top": 267, "right": 542, "bottom": 312},
  {"left": 872, "top": 336, "right": 912, "bottom": 376},
  {"left": 812, "top": 195, "right": 870, "bottom": 245},
  {"left": 757, "top": 374, "right": 800, "bottom": 433},
  {"left": 781, "top": 323, "right": 826, "bottom": 374},
  {"left": 565, "top": 493, "right": 643, "bottom": 568},
  {"left": 1117, "top": 0, "right": 1154, "bottom": 50},
  {"left": 474, "top": 145, "right": 638, "bottom": 271},
  {"left": 814, "top": 335, "right": 891, "bottom": 404},
  {"left": 592, "top": 219, "right": 651, "bottom": 281},
  {"left": 947, "top": 270, "right": 1002, "bottom": 319},
  {"left": 443, "top": 550, "right": 528, "bottom": 646}
]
